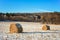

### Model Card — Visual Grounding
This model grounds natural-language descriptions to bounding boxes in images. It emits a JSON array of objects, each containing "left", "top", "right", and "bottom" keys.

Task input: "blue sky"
[{"left": 0, "top": 0, "right": 60, "bottom": 13}]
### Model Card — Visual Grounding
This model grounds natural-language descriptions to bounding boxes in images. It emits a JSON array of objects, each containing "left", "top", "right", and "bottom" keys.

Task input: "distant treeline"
[{"left": 0, "top": 12, "right": 60, "bottom": 24}]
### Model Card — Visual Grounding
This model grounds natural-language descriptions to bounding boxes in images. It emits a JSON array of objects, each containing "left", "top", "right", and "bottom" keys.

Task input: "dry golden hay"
[
  {"left": 10, "top": 23, "right": 23, "bottom": 33},
  {"left": 42, "top": 24, "right": 50, "bottom": 31}
]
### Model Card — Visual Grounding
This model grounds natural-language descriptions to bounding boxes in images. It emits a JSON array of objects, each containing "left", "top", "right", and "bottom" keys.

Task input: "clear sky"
[{"left": 0, "top": 0, "right": 60, "bottom": 13}]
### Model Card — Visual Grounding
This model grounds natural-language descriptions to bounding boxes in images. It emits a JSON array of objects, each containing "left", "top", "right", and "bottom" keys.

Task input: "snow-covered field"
[
  {"left": 0, "top": 22, "right": 60, "bottom": 40},
  {"left": 0, "top": 32, "right": 60, "bottom": 40}
]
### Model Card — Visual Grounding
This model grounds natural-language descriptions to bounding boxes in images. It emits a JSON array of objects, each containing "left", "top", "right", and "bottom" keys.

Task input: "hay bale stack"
[
  {"left": 42, "top": 24, "right": 50, "bottom": 31},
  {"left": 10, "top": 23, "right": 23, "bottom": 33}
]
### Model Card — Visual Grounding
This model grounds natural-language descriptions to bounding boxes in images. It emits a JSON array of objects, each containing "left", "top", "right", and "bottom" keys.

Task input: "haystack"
[
  {"left": 10, "top": 23, "right": 23, "bottom": 33},
  {"left": 42, "top": 24, "right": 50, "bottom": 31}
]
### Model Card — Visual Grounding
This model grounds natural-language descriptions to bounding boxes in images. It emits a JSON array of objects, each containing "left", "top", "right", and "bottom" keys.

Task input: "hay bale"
[
  {"left": 42, "top": 24, "right": 50, "bottom": 31},
  {"left": 10, "top": 23, "right": 23, "bottom": 33}
]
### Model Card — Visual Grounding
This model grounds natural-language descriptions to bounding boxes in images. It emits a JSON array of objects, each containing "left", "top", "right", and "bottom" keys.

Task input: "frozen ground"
[
  {"left": 0, "top": 32, "right": 60, "bottom": 40},
  {"left": 0, "top": 22, "right": 60, "bottom": 40}
]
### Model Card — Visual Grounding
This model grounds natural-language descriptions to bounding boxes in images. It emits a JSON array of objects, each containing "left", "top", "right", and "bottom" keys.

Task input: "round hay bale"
[
  {"left": 10, "top": 23, "right": 23, "bottom": 33},
  {"left": 42, "top": 24, "right": 50, "bottom": 31}
]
